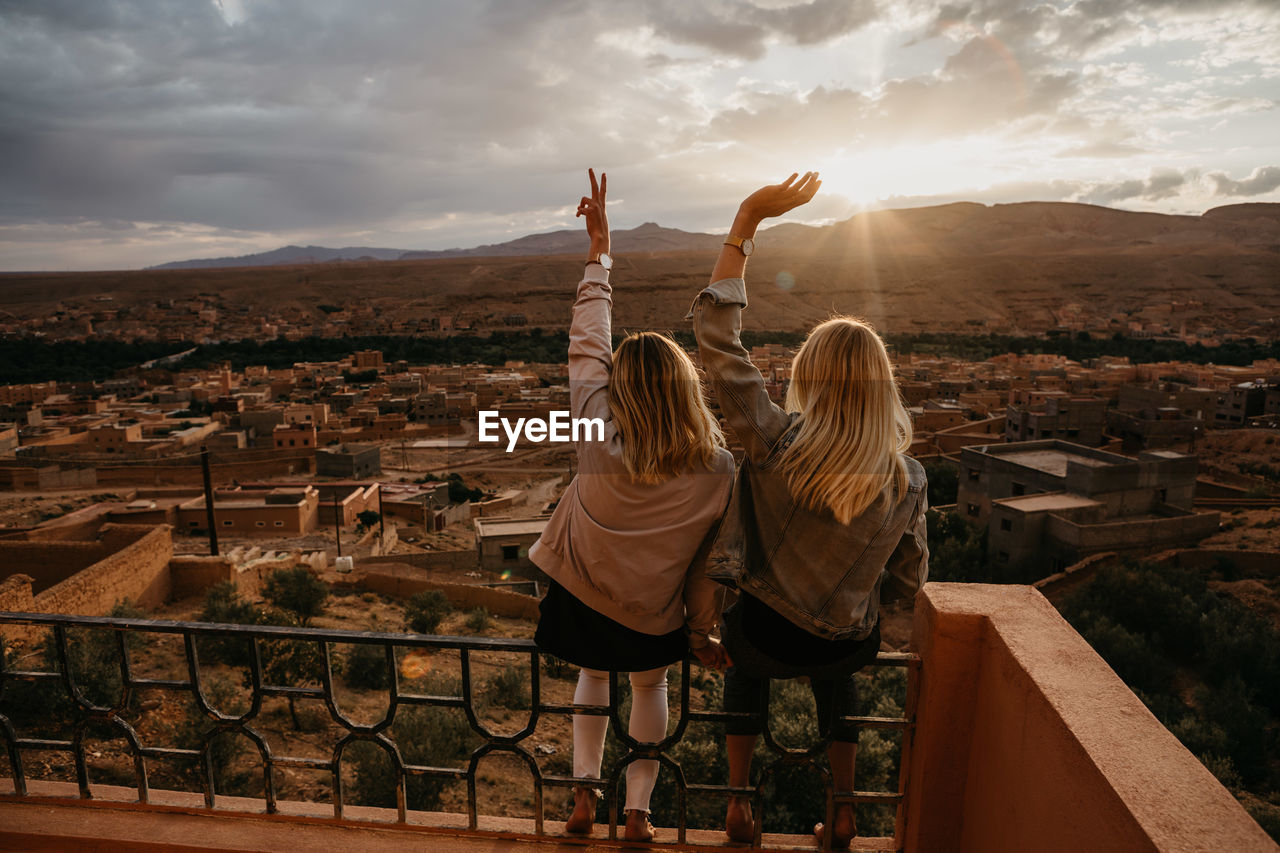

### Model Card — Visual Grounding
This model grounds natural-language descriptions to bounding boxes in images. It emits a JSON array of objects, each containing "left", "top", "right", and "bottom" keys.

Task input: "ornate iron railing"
[{"left": 0, "top": 611, "right": 918, "bottom": 850}]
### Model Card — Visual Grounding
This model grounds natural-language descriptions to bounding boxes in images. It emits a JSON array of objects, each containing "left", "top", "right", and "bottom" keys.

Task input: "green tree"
[
  {"left": 921, "top": 460, "right": 958, "bottom": 508},
  {"left": 263, "top": 567, "right": 328, "bottom": 626},
  {"left": 404, "top": 590, "right": 452, "bottom": 634},
  {"left": 254, "top": 609, "right": 327, "bottom": 729}
]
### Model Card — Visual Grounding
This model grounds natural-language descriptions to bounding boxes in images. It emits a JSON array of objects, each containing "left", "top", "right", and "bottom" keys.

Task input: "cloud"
[
  {"left": 1075, "top": 168, "right": 1200, "bottom": 205},
  {"left": 0, "top": 0, "right": 1277, "bottom": 269},
  {"left": 1207, "top": 165, "right": 1280, "bottom": 196},
  {"left": 643, "top": 0, "right": 882, "bottom": 60}
]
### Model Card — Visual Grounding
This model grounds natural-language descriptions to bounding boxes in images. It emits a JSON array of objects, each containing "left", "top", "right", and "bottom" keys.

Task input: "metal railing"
[{"left": 0, "top": 611, "right": 918, "bottom": 850}]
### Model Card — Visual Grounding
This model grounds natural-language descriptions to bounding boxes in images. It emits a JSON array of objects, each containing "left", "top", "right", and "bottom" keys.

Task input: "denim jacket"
[{"left": 690, "top": 277, "right": 929, "bottom": 642}]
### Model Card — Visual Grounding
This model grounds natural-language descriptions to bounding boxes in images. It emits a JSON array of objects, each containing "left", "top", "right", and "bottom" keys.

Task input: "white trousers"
[{"left": 572, "top": 666, "right": 668, "bottom": 813}]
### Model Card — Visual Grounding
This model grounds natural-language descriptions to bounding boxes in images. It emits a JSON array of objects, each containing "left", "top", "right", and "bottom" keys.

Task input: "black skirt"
[
  {"left": 535, "top": 580, "right": 688, "bottom": 671},
  {"left": 721, "top": 593, "right": 881, "bottom": 680}
]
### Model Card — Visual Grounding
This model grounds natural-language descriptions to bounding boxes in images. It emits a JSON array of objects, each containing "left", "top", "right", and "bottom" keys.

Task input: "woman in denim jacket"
[{"left": 689, "top": 173, "right": 929, "bottom": 849}]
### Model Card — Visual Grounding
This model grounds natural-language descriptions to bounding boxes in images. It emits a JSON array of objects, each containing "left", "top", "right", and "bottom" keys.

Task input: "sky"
[{"left": 0, "top": 0, "right": 1277, "bottom": 271}]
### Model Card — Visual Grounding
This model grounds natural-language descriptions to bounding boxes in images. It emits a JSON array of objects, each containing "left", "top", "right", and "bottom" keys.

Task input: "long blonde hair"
[
  {"left": 779, "top": 317, "right": 912, "bottom": 523},
  {"left": 609, "top": 332, "right": 725, "bottom": 484}
]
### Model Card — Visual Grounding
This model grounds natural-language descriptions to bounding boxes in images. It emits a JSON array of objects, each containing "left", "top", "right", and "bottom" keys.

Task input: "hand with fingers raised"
[
  {"left": 576, "top": 167, "right": 610, "bottom": 262},
  {"left": 709, "top": 170, "right": 820, "bottom": 283},
  {"left": 739, "top": 171, "right": 822, "bottom": 223}
]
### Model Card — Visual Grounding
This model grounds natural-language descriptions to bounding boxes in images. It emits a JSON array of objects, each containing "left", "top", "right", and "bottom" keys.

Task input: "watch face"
[
  {"left": 597, "top": 252, "right": 613, "bottom": 270},
  {"left": 740, "top": 238, "right": 754, "bottom": 257}
]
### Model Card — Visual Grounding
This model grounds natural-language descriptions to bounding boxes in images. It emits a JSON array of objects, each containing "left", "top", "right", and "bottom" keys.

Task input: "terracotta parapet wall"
[{"left": 906, "top": 583, "right": 1276, "bottom": 853}]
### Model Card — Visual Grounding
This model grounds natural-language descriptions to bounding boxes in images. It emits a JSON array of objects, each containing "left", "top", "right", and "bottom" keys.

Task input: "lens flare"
[
  {"left": 500, "top": 570, "right": 512, "bottom": 581},
  {"left": 775, "top": 271, "right": 796, "bottom": 291},
  {"left": 400, "top": 651, "right": 431, "bottom": 680}
]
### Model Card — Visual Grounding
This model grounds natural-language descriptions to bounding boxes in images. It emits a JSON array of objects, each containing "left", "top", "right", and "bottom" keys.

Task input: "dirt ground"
[{"left": 1198, "top": 507, "right": 1280, "bottom": 551}]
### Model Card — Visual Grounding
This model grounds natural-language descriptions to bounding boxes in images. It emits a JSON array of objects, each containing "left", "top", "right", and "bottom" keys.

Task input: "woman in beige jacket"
[{"left": 530, "top": 169, "right": 734, "bottom": 841}]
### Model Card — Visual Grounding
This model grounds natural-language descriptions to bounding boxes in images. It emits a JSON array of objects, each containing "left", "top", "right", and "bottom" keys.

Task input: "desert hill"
[
  {"left": 147, "top": 202, "right": 1280, "bottom": 272},
  {"left": 149, "top": 223, "right": 725, "bottom": 270},
  {"left": 3, "top": 201, "right": 1278, "bottom": 337}
]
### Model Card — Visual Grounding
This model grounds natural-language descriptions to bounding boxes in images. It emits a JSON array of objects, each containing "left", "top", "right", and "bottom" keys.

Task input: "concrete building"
[
  {"left": 1215, "top": 380, "right": 1268, "bottom": 427},
  {"left": 316, "top": 444, "right": 382, "bottom": 479},
  {"left": 1005, "top": 395, "right": 1106, "bottom": 447},
  {"left": 1105, "top": 407, "right": 1202, "bottom": 454},
  {"left": 958, "top": 440, "right": 1217, "bottom": 573},
  {"left": 176, "top": 487, "right": 320, "bottom": 536},
  {"left": 473, "top": 515, "right": 550, "bottom": 577},
  {"left": 353, "top": 350, "right": 385, "bottom": 371},
  {"left": 272, "top": 422, "right": 317, "bottom": 451}
]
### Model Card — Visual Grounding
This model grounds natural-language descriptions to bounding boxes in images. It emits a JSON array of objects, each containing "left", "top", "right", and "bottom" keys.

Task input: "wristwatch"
[
  {"left": 587, "top": 252, "right": 613, "bottom": 270},
  {"left": 724, "top": 235, "right": 754, "bottom": 257}
]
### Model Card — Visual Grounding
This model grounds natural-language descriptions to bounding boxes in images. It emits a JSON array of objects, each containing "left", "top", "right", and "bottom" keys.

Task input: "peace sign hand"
[{"left": 576, "top": 167, "right": 610, "bottom": 257}]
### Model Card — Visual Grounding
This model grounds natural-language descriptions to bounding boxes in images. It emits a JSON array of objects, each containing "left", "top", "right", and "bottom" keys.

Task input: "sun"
[{"left": 814, "top": 139, "right": 1010, "bottom": 206}]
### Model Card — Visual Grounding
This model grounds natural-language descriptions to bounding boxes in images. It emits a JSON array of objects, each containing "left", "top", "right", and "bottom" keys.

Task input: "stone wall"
[
  {"left": 168, "top": 556, "right": 235, "bottom": 600},
  {"left": 0, "top": 540, "right": 112, "bottom": 593},
  {"left": 93, "top": 454, "right": 315, "bottom": 487},
  {"left": 336, "top": 563, "right": 539, "bottom": 620},
  {"left": 360, "top": 550, "right": 478, "bottom": 572},
  {"left": 34, "top": 525, "right": 173, "bottom": 615},
  {"left": 0, "top": 574, "right": 35, "bottom": 612}
]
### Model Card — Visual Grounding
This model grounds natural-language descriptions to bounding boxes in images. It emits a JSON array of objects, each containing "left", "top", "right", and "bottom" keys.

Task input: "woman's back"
[{"left": 691, "top": 276, "right": 929, "bottom": 641}]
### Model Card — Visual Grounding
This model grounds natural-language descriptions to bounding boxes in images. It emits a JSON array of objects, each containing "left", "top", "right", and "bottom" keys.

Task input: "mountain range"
[
  {"left": 2, "top": 200, "right": 1271, "bottom": 338},
  {"left": 146, "top": 222, "right": 725, "bottom": 269},
  {"left": 145, "top": 201, "right": 1280, "bottom": 271}
]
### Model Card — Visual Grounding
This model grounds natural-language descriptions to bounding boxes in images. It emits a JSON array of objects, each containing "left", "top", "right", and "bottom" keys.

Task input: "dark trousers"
[
  {"left": 722, "top": 666, "right": 860, "bottom": 741},
  {"left": 718, "top": 595, "right": 880, "bottom": 743}
]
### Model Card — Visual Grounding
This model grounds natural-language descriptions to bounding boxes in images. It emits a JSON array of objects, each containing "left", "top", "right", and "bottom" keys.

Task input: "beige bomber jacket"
[{"left": 528, "top": 263, "right": 735, "bottom": 644}]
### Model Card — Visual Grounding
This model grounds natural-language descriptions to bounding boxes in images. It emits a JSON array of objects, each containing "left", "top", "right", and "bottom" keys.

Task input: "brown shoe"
[
  {"left": 725, "top": 796, "right": 754, "bottom": 844},
  {"left": 565, "top": 786, "right": 598, "bottom": 835}
]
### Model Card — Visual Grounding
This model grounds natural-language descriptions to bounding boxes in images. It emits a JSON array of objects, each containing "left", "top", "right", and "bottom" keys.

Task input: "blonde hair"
[
  {"left": 779, "top": 317, "right": 912, "bottom": 524},
  {"left": 609, "top": 332, "right": 725, "bottom": 484}
]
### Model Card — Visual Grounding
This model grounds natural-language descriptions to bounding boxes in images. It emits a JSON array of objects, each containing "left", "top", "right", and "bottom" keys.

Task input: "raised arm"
[
  {"left": 708, "top": 172, "right": 821, "bottom": 283},
  {"left": 691, "top": 172, "right": 821, "bottom": 463},
  {"left": 568, "top": 169, "right": 614, "bottom": 431}
]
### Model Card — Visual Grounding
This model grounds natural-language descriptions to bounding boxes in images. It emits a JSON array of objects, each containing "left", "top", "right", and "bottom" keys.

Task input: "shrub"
[
  {"left": 263, "top": 568, "right": 328, "bottom": 626},
  {"left": 346, "top": 674, "right": 479, "bottom": 811},
  {"left": 35, "top": 599, "right": 150, "bottom": 710},
  {"left": 200, "top": 582, "right": 258, "bottom": 625},
  {"left": 446, "top": 473, "right": 485, "bottom": 503},
  {"left": 483, "top": 665, "right": 530, "bottom": 711},
  {"left": 404, "top": 590, "right": 452, "bottom": 635},
  {"left": 924, "top": 510, "right": 989, "bottom": 582},
  {"left": 921, "top": 460, "right": 959, "bottom": 507},
  {"left": 197, "top": 582, "right": 261, "bottom": 668},
  {"left": 254, "top": 608, "right": 328, "bottom": 729},
  {"left": 341, "top": 642, "right": 392, "bottom": 691},
  {"left": 464, "top": 607, "right": 491, "bottom": 634},
  {"left": 164, "top": 674, "right": 255, "bottom": 796}
]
